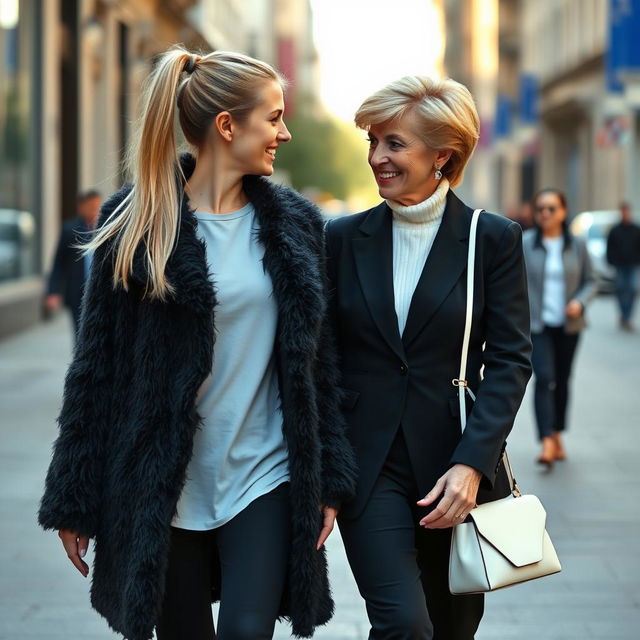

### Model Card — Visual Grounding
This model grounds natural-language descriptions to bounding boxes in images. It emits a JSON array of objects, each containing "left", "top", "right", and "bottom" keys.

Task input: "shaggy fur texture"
[{"left": 38, "top": 154, "right": 357, "bottom": 640}]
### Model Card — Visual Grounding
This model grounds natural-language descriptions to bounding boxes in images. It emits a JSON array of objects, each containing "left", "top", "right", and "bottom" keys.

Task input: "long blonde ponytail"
[{"left": 86, "top": 45, "right": 283, "bottom": 300}]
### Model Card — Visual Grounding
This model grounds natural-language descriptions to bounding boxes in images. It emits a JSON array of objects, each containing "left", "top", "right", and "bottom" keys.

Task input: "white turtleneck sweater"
[{"left": 387, "top": 178, "right": 450, "bottom": 335}]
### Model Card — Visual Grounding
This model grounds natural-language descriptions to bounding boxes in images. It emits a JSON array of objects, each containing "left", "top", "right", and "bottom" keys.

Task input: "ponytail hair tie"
[{"left": 184, "top": 56, "right": 198, "bottom": 74}]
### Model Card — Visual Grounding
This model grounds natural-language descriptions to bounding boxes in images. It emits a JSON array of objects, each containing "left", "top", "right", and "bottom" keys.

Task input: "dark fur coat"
[{"left": 38, "top": 155, "right": 357, "bottom": 640}]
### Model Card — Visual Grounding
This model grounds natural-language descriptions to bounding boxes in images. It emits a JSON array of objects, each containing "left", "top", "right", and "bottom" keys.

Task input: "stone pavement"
[{"left": 1, "top": 297, "right": 639, "bottom": 639}]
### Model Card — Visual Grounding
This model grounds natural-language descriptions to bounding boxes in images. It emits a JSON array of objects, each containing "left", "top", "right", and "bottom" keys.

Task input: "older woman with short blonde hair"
[
  {"left": 326, "top": 76, "right": 532, "bottom": 639},
  {"left": 354, "top": 75, "right": 479, "bottom": 187}
]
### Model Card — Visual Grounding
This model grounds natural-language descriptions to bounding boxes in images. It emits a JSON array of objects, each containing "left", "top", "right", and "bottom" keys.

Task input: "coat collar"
[
  {"left": 123, "top": 153, "right": 213, "bottom": 313},
  {"left": 532, "top": 225, "right": 572, "bottom": 249},
  {"left": 353, "top": 190, "right": 472, "bottom": 355},
  {"left": 242, "top": 167, "right": 325, "bottom": 357},
  {"left": 110, "top": 153, "right": 324, "bottom": 355}
]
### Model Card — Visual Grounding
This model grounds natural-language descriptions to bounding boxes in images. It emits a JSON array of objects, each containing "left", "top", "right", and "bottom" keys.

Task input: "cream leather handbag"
[{"left": 448, "top": 209, "right": 562, "bottom": 595}]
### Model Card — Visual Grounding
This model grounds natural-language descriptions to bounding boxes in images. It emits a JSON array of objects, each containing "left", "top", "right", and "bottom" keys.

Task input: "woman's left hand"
[
  {"left": 316, "top": 505, "right": 339, "bottom": 550},
  {"left": 417, "top": 464, "right": 483, "bottom": 529},
  {"left": 565, "top": 299, "right": 583, "bottom": 319}
]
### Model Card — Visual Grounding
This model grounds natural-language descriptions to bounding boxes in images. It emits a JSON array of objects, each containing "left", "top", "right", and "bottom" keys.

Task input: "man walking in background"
[
  {"left": 45, "top": 190, "right": 101, "bottom": 339},
  {"left": 607, "top": 202, "right": 640, "bottom": 331}
]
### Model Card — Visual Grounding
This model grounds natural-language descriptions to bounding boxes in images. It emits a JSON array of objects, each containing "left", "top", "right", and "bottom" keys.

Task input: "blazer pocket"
[{"left": 338, "top": 387, "right": 360, "bottom": 411}]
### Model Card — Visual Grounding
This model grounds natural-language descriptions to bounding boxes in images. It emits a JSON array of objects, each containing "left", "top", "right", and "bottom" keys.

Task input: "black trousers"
[
  {"left": 531, "top": 325, "right": 580, "bottom": 440},
  {"left": 339, "top": 431, "right": 483, "bottom": 640},
  {"left": 156, "top": 482, "right": 290, "bottom": 640}
]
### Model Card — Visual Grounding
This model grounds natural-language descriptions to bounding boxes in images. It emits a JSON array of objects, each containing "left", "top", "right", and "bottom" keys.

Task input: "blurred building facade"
[
  {"left": 443, "top": 0, "right": 500, "bottom": 208},
  {"left": 0, "top": 0, "right": 319, "bottom": 338},
  {"left": 443, "top": 0, "right": 640, "bottom": 219}
]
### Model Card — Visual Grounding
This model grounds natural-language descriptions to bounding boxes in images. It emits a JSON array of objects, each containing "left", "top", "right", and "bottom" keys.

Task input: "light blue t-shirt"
[
  {"left": 542, "top": 236, "right": 566, "bottom": 327},
  {"left": 172, "top": 203, "right": 289, "bottom": 530}
]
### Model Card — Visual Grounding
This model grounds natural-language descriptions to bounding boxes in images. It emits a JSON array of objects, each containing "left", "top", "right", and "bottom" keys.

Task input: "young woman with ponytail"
[{"left": 38, "top": 46, "right": 356, "bottom": 640}]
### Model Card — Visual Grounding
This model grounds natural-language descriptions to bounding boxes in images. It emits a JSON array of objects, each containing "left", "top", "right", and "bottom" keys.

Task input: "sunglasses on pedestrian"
[{"left": 535, "top": 205, "right": 558, "bottom": 214}]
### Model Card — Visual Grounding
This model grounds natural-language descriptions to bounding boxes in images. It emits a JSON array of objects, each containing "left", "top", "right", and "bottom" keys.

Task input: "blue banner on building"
[
  {"left": 494, "top": 94, "right": 513, "bottom": 138},
  {"left": 607, "top": 0, "right": 640, "bottom": 92},
  {"left": 519, "top": 73, "right": 538, "bottom": 124}
]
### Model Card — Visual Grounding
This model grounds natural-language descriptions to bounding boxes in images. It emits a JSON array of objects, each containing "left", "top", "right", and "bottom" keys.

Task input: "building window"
[{"left": 0, "top": 0, "right": 39, "bottom": 284}]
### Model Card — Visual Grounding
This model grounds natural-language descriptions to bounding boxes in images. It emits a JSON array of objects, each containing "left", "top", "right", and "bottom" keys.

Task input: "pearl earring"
[{"left": 434, "top": 166, "right": 443, "bottom": 180}]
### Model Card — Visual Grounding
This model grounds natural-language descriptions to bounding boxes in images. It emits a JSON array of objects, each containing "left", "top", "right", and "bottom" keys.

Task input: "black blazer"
[
  {"left": 326, "top": 191, "right": 532, "bottom": 519},
  {"left": 47, "top": 217, "right": 90, "bottom": 313}
]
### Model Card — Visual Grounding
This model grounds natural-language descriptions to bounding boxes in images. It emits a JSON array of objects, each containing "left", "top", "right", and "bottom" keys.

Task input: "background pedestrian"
[
  {"left": 523, "top": 188, "right": 597, "bottom": 467},
  {"left": 44, "top": 190, "right": 101, "bottom": 337},
  {"left": 606, "top": 202, "right": 640, "bottom": 331}
]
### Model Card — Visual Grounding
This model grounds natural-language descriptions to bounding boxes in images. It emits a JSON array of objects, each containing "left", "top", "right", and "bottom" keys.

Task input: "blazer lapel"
[
  {"left": 352, "top": 202, "right": 406, "bottom": 362},
  {"left": 401, "top": 191, "right": 471, "bottom": 348}
]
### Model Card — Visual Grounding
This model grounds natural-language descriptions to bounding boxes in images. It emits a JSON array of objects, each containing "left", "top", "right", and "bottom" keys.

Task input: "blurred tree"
[{"left": 277, "top": 95, "right": 377, "bottom": 203}]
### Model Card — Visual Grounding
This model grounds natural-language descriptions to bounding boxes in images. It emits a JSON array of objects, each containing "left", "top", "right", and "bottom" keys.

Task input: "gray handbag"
[{"left": 448, "top": 209, "right": 562, "bottom": 595}]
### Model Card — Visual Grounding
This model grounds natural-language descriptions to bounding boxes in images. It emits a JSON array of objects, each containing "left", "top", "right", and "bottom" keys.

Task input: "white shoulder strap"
[
  {"left": 454, "top": 208, "right": 483, "bottom": 432},
  {"left": 452, "top": 208, "right": 521, "bottom": 495}
]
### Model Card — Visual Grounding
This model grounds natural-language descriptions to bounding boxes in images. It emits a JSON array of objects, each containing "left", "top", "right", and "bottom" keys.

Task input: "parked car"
[
  {"left": 569, "top": 210, "right": 619, "bottom": 294},
  {"left": 0, "top": 208, "right": 36, "bottom": 281}
]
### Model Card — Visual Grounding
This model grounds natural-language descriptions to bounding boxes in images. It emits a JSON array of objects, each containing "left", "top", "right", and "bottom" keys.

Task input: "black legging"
[
  {"left": 156, "top": 482, "right": 291, "bottom": 640},
  {"left": 531, "top": 325, "right": 580, "bottom": 440}
]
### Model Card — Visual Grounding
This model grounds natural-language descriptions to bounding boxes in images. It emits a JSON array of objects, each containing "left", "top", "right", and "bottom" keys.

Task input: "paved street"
[{"left": 1, "top": 297, "right": 639, "bottom": 639}]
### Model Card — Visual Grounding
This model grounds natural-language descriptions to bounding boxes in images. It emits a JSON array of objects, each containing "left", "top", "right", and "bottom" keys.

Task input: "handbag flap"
[{"left": 469, "top": 494, "right": 547, "bottom": 567}]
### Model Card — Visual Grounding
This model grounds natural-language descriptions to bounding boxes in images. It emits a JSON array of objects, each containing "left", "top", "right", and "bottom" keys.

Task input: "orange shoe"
[
  {"left": 552, "top": 432, "right": 566, "bottom": 461},
  {"left": 537, "top": 437, "right": 556, "bottom": 468}
]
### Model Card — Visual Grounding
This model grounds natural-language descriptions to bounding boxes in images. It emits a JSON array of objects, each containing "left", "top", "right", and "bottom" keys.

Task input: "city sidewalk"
[{"left": 1, "top": 298, "right": 639, "bottom": 639}]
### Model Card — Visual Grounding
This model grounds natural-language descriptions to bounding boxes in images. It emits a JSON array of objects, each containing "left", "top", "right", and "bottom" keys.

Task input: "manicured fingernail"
[{"left": 79, "top": 548, "right": 86, "bottom": 558}]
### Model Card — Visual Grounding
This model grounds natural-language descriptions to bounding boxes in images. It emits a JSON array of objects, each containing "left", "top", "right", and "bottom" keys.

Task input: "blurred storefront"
[
  {"left": 443, "top": 0, "right": 500, "bottom": 209},
  {"left": 443, "top": 0, "right": 640, "bottom": 219},
  {"left": 0, "top": 0, "right": 41, "bottom": 335},
  {"left": 0, "top": 0, "right": 209, "bottom": 337},
  {"left": 531, "top": 0, "right": 609, "bottom": 216},
  {"left": 606, "top": 0, "right": 640, "bottom": 213},
  {"left": 0, "top": 0, "right": 319, "bottom": 339}
]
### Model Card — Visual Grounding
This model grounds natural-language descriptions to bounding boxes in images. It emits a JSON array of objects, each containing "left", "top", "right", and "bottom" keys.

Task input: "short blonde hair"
[{"left": 354, "top": 76, "right": 480, "bottom": 187}]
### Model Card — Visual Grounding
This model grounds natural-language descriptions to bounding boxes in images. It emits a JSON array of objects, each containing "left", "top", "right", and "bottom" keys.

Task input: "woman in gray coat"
[{"left": 523, "top": 188, "right": 596, "bottom": 467}]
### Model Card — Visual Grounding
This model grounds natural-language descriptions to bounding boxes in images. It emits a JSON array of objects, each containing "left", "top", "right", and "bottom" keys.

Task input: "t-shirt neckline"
[{"left": 194, "top": 202, "right": 254, "bottom": 221}]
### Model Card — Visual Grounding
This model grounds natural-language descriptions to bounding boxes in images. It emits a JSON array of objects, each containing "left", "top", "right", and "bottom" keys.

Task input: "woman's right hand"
[
  {"left": 58, "top": 529, "right": 90, "bottom": 577},
  {"left": 565, "top": 299, "right": 583, "bottom": 319}
]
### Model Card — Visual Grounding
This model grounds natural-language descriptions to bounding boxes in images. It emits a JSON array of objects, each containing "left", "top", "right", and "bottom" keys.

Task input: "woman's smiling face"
[
  {"left": 367, "top": 111, "right": 450, "bottom": 206},
  {"left": 229, "top": 79, "right": 292, "bottom": 176}
]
